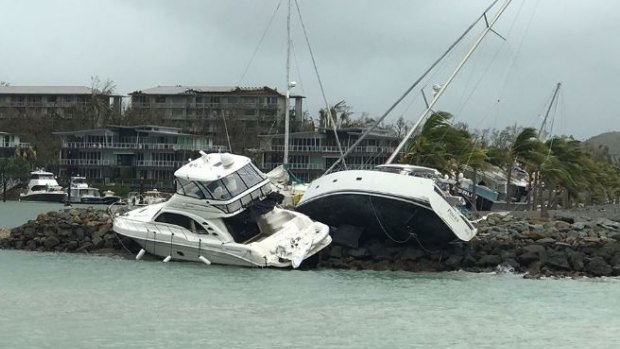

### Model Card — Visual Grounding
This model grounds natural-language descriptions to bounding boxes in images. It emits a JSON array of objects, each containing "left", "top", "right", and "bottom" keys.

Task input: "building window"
[{"left": 155, "top": 96, "right": 166, "bottom": 103}]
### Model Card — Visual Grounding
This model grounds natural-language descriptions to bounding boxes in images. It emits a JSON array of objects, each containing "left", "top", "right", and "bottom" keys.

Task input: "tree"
[
  {"left": 318, "top": 100, "right": 352, "bottom": 128},
  {"left": 504, "top": 127, "right": 544, "bottom": 203},
  {"left": 89, "top": 76, "right": 117, "bottom": 127},
  {"left": 392, "top": 116, "right": 409, "bottom": 139},
  {"left": 0, "top": 156, "right": 30, "bottom": 201}
]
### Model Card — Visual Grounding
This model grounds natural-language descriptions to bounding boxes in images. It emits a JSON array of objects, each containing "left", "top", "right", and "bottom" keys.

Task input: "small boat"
[
  {"left": 113, "top": 152, "right": 331, "bottom": 268},
  {"left": 67, "top": 176, "right": 122, "bottom": 205},
  {"left": 19, "top": 169, "right": 67, "bottom": 203},
  {"left": 127, "top": 189, "right": 171, "bottom": 207},
  {"left": 265, "top": 165, "right": 308, "bottom": 207}
]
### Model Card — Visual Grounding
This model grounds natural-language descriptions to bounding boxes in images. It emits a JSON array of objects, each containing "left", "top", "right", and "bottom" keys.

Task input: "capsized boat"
[
  {"left": 296, "top": 170, "right": 476, "bottom": 247},
  {"left": 113, "top": 152, "right": 331, "bottom": 268},
  {"left": 296, "top": 1, "right": 513, "bottom": 247}
]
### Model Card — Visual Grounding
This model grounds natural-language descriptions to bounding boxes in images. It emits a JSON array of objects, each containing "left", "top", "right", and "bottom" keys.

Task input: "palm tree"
[{"left": 504, "top": 127, "right": 544, "bottom": 203}]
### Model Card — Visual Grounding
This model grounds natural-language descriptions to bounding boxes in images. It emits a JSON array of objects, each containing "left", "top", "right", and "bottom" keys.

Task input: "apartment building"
[
  {"left": 258, "top": 127, "right": 400, "bottom": 181},
  {"left": 0, "top": 132, "right": 30, "bottom": 160},
  {"left": 0, "top": 86, "right": 122, "bottom": 120},
  {"left": 54, "top": 125, "right": 227, "bottom": 188},
  {"left": 128, "top": 85, "right": 303, "bottom": 153}
]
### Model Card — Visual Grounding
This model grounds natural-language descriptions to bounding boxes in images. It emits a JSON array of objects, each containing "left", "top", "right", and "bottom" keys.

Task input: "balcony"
[
  {"left": 0, "top": 101, "right": 91, "bottom": 108},
  {"left": 265, "top": 145, "right": 395, "bottom": 154},
  {"left": 58, "top": 159, "right": 114, "bottom": 166},
  {"left": 136, "top": 160, "right": 186, "bottom": 168},
  {"left": 62, "top": 142, "right": 206, "bottom": 151},
  {"left": 262, "top": 162, "right": 325, "bottom": 171},
  {"left": 131, "top": 101, "right": 279, "bottom": 109},
  {"left": 0, "top": 142, "right": 31, "bottom": 148}
]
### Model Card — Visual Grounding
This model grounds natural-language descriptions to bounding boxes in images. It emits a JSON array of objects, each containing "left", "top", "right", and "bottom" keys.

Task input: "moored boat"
[
  {"left": 67, "top": 176, "right": 122, "bottom": 205},
  {"left": 113, "top": 152, "right": 331, "bottom": 268},
  {"left": 19, "top": 169, "right": 67, "bottom": 203}
]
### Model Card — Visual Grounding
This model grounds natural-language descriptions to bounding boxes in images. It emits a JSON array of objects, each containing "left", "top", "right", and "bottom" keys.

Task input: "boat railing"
[{"left": 119, "top": 218, "right": 191, "bottom": 242}]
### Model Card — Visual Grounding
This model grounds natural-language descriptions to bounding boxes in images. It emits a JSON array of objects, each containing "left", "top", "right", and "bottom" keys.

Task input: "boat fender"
[
  {"left": 198, "top": 255, "right": 211, "bottom": 265},
  {"left": 163, "top": 232, "right": 174, "bottom": 262},
  {"left": 135, "top": 249, "right": 146, "bottom": 260}
]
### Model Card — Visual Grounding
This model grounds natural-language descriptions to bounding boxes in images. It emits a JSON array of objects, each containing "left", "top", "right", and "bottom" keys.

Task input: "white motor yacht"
[
  {"left": 67, "top": 176, "right": 122, "bottom": 205},
  {"left": 113, "top": 152, "right": 331, "bottom": 268},
  {"left": 19, "top": 169, "right": 67, "bottom": 203}
]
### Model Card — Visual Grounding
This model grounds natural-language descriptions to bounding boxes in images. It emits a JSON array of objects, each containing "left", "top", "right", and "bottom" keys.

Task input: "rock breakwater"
[
  {"left": 319, "top": 212, "right": 620, "bottom": 278},
  {"left": 2, "top": 208, "right": 620, "bottom": 278},
  {"left": 0, "top": 208, "right": 133, "bottom": 255}
]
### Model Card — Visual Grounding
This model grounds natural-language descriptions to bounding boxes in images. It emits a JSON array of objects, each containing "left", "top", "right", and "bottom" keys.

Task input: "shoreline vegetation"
[{"left": 1, "top": 206, "right": 619, "bottom": 278}]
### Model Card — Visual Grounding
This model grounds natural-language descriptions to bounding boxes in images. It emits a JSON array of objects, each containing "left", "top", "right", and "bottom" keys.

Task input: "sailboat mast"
[
  {"left": 538, "top": 82, "right": 561, "bottom": 141},
  {"left": 283, "top": 0, "right": 292, "bottom": 165},
  {"left": 386, "top": 0, "right": 513, "bottom": 164}
]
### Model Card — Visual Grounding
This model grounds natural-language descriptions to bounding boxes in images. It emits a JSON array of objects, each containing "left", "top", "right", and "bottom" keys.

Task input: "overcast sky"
[{"left": 1, "top": 0, "right": 618, "bottom": 140}]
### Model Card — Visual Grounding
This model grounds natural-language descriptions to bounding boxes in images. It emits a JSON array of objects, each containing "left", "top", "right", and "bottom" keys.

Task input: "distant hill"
[{"left": 585, "top": 131, "right": 620, "bottom": 164}]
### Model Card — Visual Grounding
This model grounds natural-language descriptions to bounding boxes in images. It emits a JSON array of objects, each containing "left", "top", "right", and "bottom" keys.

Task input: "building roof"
[
  {"left": 129, "top": 85, "right": 286, "bottom": 96},
  {"left": 53, "top": 125, "right": 198, "bottom": 137},
  {"left": 0, "top": 86, "right": 95, "bottom": 95}
]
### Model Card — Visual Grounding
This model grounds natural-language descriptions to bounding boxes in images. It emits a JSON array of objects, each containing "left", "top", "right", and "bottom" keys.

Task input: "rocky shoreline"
[{"left": 1, "top": 206, "right": 619, "bottom": 278}]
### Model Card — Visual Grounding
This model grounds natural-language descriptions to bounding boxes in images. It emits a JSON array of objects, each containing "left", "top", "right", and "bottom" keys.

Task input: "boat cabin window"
[
  {"left": 72, "top": 178, "right": 87, "bottom": 185},
  {"left": 175, "top": 178, "right": 205, "bottom": 199},
  {"left": 154, "top": 212, "right": 208, "bottom": 234},
  {"left": 31, "top": 185, "right": 49, "bottom": 192},
  {"left": 235, "top": 163, "right": 265, "bottom": 188},
  {"left": 32, "top": 173, "right": 54, "bottom": 180}
]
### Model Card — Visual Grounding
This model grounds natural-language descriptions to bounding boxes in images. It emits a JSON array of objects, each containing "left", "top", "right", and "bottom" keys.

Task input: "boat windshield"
[
  {"left": 176, "top": 163, "right": 266, "bottom": 201},
  {"left": 72, "top": 178, "right": 87, "bottom": 185},
  {"left": 32, "top": 174, "right": 54, "bottom": 180}
]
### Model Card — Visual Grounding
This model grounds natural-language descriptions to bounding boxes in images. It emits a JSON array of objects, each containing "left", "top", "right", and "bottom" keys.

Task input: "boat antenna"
[
  {"left": 386, "top": 0, "right": 513, "bottom": 164},
  {"left": 324, "top": 0, "right": 504, "bottom": 175}
]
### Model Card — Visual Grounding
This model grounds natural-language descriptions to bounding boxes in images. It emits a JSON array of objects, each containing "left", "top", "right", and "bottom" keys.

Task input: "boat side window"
[
  {"left": 31, "top": 185, "right": 47, "bottom": 191},
  {"left": 190, "top": 220, "right": 208, "bottom": 234},
  {"left": 154, "top": 212, "right": 193, "bottom": 230}
]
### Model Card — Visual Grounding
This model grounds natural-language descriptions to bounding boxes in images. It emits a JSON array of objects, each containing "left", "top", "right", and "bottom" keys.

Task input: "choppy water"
[{"left": 1, "top": 202, "right": 620, "bottom": 348}]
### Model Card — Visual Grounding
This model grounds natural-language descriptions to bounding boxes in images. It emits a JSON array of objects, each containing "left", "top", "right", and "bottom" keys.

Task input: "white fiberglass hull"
[
  {"left": 296, "top": 170, "right": 477, "bottom": 246},
  {"left": 113, "top": 205, "right": 331, "bottom": 268}
]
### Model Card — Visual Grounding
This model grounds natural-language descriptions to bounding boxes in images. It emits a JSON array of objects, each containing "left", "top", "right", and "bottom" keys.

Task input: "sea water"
[{"left": 1, "top": 201, "right": 620, "bottom": 348}]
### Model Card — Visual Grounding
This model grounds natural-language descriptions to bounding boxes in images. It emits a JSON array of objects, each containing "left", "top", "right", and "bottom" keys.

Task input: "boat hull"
[
  {"left": 296, "top": 170, "right": 477, "bottom": 247},
  {"left": 76, "top": 196, "right": 121, "bottom": 205},
  {"left": 297, "top": 192, "right": 458, "bottom": 247},
  {"left": 20, "top": 192, "right": 67, "bottom": 203},
  {"left": 112, "top": 203, "right": 331, "bottom": 269}
]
